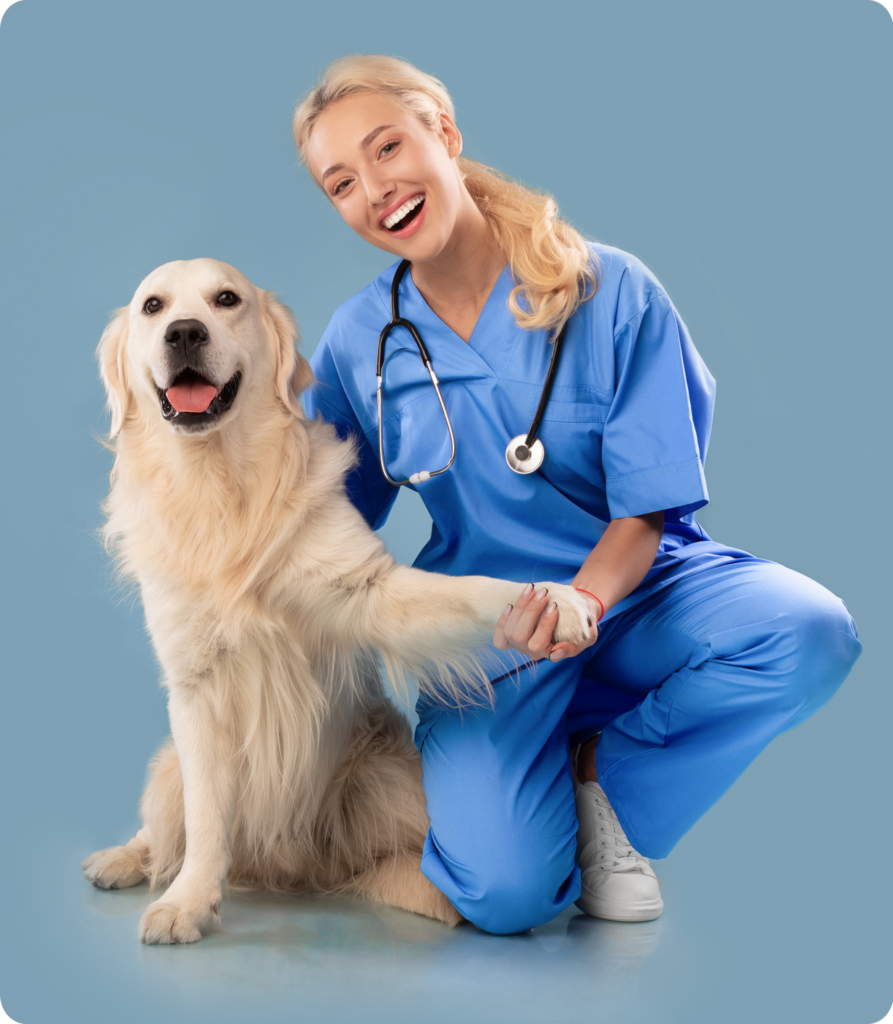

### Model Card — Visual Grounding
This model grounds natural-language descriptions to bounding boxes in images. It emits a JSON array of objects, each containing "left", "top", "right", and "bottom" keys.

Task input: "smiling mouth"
[
  {"left": 155, "top": 369, "right": 242, "bottom": 430},
  {"left": 383, "top": 194, "right": 425, "bottom": 231}
]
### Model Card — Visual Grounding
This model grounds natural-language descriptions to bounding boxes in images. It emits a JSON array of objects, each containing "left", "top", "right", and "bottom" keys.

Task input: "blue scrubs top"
[{"left": 306, "top": 243, "right": 753, "bottom": 625}]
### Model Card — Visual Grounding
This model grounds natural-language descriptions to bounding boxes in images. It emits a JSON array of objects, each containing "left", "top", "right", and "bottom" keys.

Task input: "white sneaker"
[{"left": 574, "top": 780, "right": 664, "bottom": 922}]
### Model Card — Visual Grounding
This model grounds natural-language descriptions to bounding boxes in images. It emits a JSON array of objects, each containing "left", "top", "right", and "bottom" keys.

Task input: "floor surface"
[
  {"left": 2, "top": 723, "right": 891, "bottom": 1024},
  {"left": 1, "top": 490, "right": 890, "bottom": 1024}
]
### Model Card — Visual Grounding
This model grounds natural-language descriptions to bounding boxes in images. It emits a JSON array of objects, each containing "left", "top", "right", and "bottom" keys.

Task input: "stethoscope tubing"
[
  {"left": 504, "top": 317, "right": 567, "bottom": 473},
  {"left": 524, "top": 319, "right": 566, "bottom": 449},
  {"left": 376, "top": 258, "right": 566, "bottom": 485},
  {"left": 377, "top": 260, "right": 456, "bottom": 486}
]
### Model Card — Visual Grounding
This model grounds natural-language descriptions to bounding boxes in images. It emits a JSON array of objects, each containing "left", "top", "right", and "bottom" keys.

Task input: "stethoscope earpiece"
[{"left": 377, "top": 260, "right": 568, "bottom": 485}]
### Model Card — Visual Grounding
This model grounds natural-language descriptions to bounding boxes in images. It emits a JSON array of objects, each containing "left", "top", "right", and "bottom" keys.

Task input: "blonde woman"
[{"left": 293, "top": 56, "right": 860, "bottom": 934}]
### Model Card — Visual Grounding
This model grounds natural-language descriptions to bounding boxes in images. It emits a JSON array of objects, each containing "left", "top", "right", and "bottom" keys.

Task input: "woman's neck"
[{"left": 410, "top": 194, "right": 506, "bottom": 342}]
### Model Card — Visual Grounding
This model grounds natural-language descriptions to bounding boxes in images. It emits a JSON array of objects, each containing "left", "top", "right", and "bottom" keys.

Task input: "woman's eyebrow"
[
  {"left": 321, "top": 163, "right": 345, "bottom": 184},
  {"left": 361, "top": 124, "right": 395, "bottom": 149},
  {"left": 321, "top": 126, "right": 397, "bottom": 184}
]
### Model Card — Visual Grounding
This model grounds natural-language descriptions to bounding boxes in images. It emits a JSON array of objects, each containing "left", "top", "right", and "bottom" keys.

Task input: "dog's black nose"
[{"left": 164, "top": 319, "right": 209, "bottom": 358}]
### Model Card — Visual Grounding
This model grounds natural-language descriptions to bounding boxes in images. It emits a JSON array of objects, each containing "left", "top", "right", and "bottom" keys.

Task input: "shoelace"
[{"left": 588, "top": 789, "right": 648, "bottom": 874}]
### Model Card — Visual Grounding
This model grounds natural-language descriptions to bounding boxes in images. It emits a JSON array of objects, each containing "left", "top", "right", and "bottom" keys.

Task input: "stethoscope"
[{"left": 377, "top": 259, "right": 568, "bottom": 486}]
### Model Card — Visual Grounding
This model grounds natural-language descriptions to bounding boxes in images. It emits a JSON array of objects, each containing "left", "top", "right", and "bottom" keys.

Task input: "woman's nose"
[{"left": 363, "top": 173, "right": 395, "bottom": 207}]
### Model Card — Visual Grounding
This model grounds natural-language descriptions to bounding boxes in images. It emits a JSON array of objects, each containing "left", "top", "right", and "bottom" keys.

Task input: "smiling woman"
[
  {"left": 290, "top": 55, "right": 861, "bottom": 936},
  {"left": 294, "top": 56, "right": 595, "bottom": 338}
]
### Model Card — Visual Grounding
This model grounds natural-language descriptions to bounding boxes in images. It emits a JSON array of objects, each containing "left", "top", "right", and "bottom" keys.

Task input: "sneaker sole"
[{"left": 575, "top": 891, "right": 664, "bottom": 923}]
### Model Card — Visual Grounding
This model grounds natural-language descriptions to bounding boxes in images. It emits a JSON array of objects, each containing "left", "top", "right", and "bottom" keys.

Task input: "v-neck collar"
[{"left": 402, "top": 262, "right": 516, "bottom": 368}]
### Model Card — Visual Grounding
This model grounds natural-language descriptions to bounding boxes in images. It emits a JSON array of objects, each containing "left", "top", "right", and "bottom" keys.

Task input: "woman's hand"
[
  {"left": 493, "top": 583, "right": 599, "bottom": 662},
  {"left": 493, "top": 512, "right": 665, "bottom": 664}
]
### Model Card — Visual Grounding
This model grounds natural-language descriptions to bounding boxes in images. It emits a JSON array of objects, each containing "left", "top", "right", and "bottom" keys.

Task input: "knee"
[
  {"left": 773, "top": 585, "right": 861, "bottom": 717},
  {"left": 460, "top": 868, "right": 578, "bottom": 936},
  {"left": 423, "top": 835, "right": 578, "bottom": 935}
]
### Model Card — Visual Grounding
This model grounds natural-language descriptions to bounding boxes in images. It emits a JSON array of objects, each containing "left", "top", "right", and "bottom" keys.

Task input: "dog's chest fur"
[{"left": 105, "top": 419, "right": 381, "bottom": 830}]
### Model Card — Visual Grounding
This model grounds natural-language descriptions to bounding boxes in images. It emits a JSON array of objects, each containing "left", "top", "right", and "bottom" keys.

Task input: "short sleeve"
[
  {"left": 602, "top": 293, "right": 715, "bottom": 523},
  {"left": 305, "top": 346, "right": 399, "bottom": 531}
]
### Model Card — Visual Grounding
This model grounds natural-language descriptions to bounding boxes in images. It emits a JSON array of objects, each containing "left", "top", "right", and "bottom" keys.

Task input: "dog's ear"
[
  {"left": 96, "top": 306, "right": 132, "bottom": 437},
  {"left": 260, "top": 290, "right": 314, "bottom": 412}
]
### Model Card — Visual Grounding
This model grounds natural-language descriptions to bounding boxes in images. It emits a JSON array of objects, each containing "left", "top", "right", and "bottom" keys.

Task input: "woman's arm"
[{"left": 493, "top": 510, "right": 664, "bottom": 661}]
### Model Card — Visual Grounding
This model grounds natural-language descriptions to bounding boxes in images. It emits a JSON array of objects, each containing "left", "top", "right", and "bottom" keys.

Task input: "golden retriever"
[{"left": 82, "top": 258, "right": 591, "bottom": 944}]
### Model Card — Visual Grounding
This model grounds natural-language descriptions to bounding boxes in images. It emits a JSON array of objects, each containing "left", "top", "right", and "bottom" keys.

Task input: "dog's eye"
[
  {"left": 217, "top": 291, "right": 240, "bottom": 308},
  {"left": 143, "top": 296, "right": 163, "bottom": 315}
]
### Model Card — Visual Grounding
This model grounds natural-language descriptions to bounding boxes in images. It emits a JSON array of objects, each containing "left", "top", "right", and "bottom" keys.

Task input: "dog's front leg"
[
  {"left": 352, "top": 567, "right": 592, "bottom": 695},
  {"left": 139, "top": 684, "right": 236, "bottom": 945}
]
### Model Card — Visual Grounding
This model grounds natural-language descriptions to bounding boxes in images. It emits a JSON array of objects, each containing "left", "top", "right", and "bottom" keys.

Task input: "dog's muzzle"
[{"left": 155, "top": 318, "right": 242, "bottom": 432}]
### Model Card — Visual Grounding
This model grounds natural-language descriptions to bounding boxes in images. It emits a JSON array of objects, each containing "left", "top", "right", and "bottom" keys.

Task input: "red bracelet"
[{"left": 575, "top": 588, "right": 605, "bottom": 622}]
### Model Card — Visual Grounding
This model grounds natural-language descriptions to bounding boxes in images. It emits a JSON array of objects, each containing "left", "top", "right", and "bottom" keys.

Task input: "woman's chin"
[{"left": 374, "top": 226, "right": 450, "bottom": 264}]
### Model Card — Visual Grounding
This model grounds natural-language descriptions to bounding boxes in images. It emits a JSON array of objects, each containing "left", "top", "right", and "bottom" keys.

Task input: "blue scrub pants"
[{"left": 415, "top": 559, "right": 861, "bottom": 935}]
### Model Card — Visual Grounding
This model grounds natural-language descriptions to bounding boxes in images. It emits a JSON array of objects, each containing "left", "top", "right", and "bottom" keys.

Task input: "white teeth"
[{"left": 383, "top": 194, "right": 424, "bottom": 230}]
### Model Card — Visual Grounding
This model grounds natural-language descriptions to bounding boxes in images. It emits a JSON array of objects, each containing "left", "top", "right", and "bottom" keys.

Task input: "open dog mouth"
[
  {"left": 382, "top": 194, "right": 425, "bottom": 232},
  {"left": 155, "top": 369, "right": 242, "bottom": 428}
]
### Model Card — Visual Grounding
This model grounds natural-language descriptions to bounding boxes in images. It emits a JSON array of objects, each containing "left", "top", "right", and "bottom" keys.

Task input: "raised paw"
[
  {"left": 546, "top": 584, "right": 594, "bottom": 646},
  {"left": 82, "top": 845, "right": 146, "bottom": 890},
  {"left": 138, "top": 895, "right": 219, "bottom": 945}
]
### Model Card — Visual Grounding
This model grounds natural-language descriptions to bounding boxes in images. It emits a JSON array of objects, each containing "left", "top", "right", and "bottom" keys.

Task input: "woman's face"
[{"left": 305, "top": 91, "right": 468, "bottom": 264}]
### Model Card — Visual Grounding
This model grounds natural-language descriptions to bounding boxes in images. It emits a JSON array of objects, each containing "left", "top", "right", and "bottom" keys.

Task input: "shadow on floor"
[{"left": 82, "top": 883, "right": 669, "bottom": 1023}]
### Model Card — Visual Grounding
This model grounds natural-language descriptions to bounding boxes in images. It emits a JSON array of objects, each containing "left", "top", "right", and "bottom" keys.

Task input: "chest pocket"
[
  {"left": 535, "top": 396, "right": 613, "bottom": 513},
  {"left": 540, "top": 397, "right": 610, "bottom": 424}
]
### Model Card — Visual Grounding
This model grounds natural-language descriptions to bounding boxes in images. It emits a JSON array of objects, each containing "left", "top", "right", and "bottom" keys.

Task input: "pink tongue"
[{"left": 166, "top": 381, "right": 218, "bottom": 413}]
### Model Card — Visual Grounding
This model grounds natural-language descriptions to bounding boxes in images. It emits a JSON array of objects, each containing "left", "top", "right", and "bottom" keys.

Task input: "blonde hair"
[{"left": 293, "top": 55, "right": 598, "bottom": 334}]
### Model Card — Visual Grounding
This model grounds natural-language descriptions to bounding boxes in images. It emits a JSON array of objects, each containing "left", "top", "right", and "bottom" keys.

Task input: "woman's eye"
[
  {"left": 143, "top": 296, "right": 162, "bottom": 314},
  {"left": 379, "top": 140, "right": 398, "bottom": 157},
  {"left": 217, "top": 291, "right": 240, "bottom": 308},
  {"left": 332, "top": 178, "right": 351, "bottom": 196}
]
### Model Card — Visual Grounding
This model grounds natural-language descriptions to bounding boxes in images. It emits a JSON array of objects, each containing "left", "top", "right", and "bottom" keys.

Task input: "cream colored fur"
[{"left": 82, "top": 258, "right": 591, "bottom": 944}]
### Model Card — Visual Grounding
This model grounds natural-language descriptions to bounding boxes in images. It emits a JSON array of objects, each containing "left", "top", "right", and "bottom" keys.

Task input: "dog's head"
[{"left": 98, "top": 258, "right": 312, "bottom": 437}]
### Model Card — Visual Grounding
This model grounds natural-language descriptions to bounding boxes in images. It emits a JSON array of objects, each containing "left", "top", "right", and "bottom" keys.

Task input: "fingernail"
[
  {"left": 550, "top": 651, "right": 565, "bottom": 662},
  {"left": 547, "top": 602, "right": 557, "bottom": 614},
  {"left": 535, "top": 588, "right": 548, "bottom": 601},
  {"left": 503, "top": 604, "right": 513, "bottom": 616},
  {"left": 522, "top": 583, "right": 534, "bottom": 597}
]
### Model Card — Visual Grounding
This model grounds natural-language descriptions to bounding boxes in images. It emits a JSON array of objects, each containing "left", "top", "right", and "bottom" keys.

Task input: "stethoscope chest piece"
[{"left": 505, "top": 435, "right": 545, "bottom": 474}]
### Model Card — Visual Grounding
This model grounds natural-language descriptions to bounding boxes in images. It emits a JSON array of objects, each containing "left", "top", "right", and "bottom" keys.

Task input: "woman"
[{"left": 292, "top": 56, "right": 861, "bottom": 935}]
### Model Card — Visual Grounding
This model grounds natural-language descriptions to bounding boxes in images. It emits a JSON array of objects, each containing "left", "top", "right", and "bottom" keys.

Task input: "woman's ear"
[
  {"left": 260, "top": 290, "right": 314, "bottom": 412},
  {"left": 439, "top": 111, "right": 463, "bottom": 158},
  {"left": 96, "top": 307, "right": 132, "bottom": 437}
]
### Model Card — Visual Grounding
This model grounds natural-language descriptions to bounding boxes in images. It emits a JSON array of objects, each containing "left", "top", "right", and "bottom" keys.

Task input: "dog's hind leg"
[
  {"left": 82, "top": 738, "right": 186, "bottom": 892},
  {"left": 348, "top": 852, "right": 462, "bottom": 926},
  {"left": 138, "top": 737, "right": 186, "bottom": 889},
  {"left": 331, "top": 707, "right": 461, "bottom": 926},
  {"left": 82, "top": 830, "right": 150, "bottom": 890}
]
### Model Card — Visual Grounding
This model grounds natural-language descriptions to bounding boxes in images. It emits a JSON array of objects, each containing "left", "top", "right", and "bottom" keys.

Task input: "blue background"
[{"left": 0, "top": 1, "right": 891, "bottom": 1022}]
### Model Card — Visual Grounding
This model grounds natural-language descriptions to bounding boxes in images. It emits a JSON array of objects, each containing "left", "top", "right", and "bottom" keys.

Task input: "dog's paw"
[
  {"left": 82, "top": 845, "right": 146, "bottom": 890},
  {"left": 139, "top": 896, "right": 218, "bottom": 945},
  {"left": 546, "top": 584, "right": 593, "bottom": 646}
]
